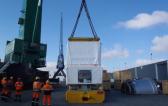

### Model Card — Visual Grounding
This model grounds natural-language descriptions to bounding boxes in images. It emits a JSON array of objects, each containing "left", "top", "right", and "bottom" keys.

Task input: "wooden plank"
[{"left": 162, "top": 80, "right": 168, "bottom": 94}]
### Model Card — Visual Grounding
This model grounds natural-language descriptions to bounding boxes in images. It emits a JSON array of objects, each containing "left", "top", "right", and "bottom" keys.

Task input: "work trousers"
[
  {"left": 1, "top": 88, "right": 9, "bottom": 95},
  {"left": 33, "top": 92, "right": 40, "bottom": 99},
  {"left": 15, "top": 90, "right": 22, "bottom": 101},
  {"left": 42, "top": 95, "right": 51, "bottom": 106},
  {"left": 32, "top": 92, "right": 40, "bottom": 106},
  {"left": 1, "top": 88, "right": 9, "bottom": 101}
]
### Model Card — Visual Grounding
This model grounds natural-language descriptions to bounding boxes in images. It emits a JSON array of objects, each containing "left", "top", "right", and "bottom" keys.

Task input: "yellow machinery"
[
  {"left": 65, "top": 0, "right": 105, "bottom": 103},
  {"left": 65, "top": 38, "right": 105, "bottom": 103},
  {"left": 66, "top": 89, "right": 105, "bottom": 103}
]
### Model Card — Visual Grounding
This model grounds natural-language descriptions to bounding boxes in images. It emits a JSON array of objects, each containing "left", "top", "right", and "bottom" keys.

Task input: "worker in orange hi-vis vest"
[
  {"left": 32, "top": 76, "right": 43, "bottom": 106},
  {"left": 1, "top": 77, "right": 9, "bottom": 102},
  {"left": 41, "top": 80, "right": 53, "bottom": 106},
  {"left": 14, "top": 78, "right": 23, "bottom": 102}
]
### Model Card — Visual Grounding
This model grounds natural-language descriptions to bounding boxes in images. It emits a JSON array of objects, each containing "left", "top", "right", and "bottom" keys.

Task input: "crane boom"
[{"left": 53, "top": 14, "right": 66, "bottom": 78}]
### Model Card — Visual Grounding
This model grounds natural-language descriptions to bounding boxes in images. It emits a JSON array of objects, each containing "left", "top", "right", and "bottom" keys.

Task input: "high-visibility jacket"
[
  {"left": 1, "top": 79, "right": 8, "bottom": 88},
  {"left": 33, "top": 81, "right": 42, "bottom": 92},
  {"left": 15, "top": 81, "right": 23, "bottom": 91},
  {"left": 41, "top": 84, "right": 53, "bottom": 95}
]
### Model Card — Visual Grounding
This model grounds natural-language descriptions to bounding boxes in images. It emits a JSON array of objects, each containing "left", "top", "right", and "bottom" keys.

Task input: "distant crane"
[{"left": 53, "top": 14, "right": 66, "bottom": 78}]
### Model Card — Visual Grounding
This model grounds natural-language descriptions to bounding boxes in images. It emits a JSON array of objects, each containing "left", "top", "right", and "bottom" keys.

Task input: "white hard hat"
[{"left": 35, "top": 76, "right": 40, "bottom": 80}]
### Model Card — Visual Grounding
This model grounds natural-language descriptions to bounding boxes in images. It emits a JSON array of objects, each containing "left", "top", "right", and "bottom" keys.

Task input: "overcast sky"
[{"left": 0, "top": 0, "right": 168, "bottom": 74}]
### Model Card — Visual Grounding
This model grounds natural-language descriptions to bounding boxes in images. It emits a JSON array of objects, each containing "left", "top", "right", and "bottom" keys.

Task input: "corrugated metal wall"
[
  {"left": 127, "top": 68, "right": 135, "bottom": 78},
  {"left": 157, "top": 62, "right": 168, "bottom": 80},
  {"left": 117, "top": 60, "right": 168, "bottom": 80},
  {"left": 137, "top": 64, "right": 156, "bottom": 79}
]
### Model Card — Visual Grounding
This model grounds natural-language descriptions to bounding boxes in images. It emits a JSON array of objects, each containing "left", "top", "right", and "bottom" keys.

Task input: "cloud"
[
  {"left": 118, "top": 10, "right": 168, "bottom": 29},
  {"left": 38, "top": 61, "right": 57, "bottom": 77},
  {"left": 46, "top": 62, "right": 57, "bottom": 68},
  {"left": 102, "top": 44, "right": 129, "bottom": 59},
  {"left": 151, "top": 35, "right": 168, "bottom": 53},
  {"left": 136, "top": 49, "right": 144, "bottom": 55},
  {"left": 135, "top": 59, "right": 164, "bottom": 66},
  {"left": 135, "top": 59, "right": 152, "bottom": 66}
]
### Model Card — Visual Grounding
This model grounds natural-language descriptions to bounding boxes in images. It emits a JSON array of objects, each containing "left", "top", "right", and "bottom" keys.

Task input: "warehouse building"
[{"left": 119, "top": 60, "right": 168, "bottom": 81}]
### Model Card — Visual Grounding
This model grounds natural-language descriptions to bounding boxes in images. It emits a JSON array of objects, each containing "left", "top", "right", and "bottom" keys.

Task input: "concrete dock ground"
[{"left": 0, "top": 88, "right": 168, "bottom": 106}]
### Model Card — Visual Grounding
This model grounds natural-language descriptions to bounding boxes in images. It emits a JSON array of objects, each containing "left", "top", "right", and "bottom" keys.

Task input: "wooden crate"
[
  {"left": 114, "top": 80, "right": 122, "bottom": 90},
  {"left": 162, "top": 80, "right": 168, "bottom": 94},
  {"left": 113, "top": 71, "right": 121, "bottom": 80},
  {"left": 103, "top": 70, "right": 111, "bottom": 81},
  {"left": 103, "top": 81, "right": 111, "bottom": 90},
  {"left": 120, "top": 70, "right": 132, "bottom": 81}
]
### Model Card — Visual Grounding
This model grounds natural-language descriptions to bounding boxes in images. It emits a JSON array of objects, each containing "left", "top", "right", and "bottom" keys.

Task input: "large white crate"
[
  {"left": 66, "top": 40, "right": 102, "bottom": 85},
  {"left": 66, "top": 65, "right": 103, "bottom": 85},
  {"left": 66, "top": 41, "right": 101, "bottom": 65}
]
